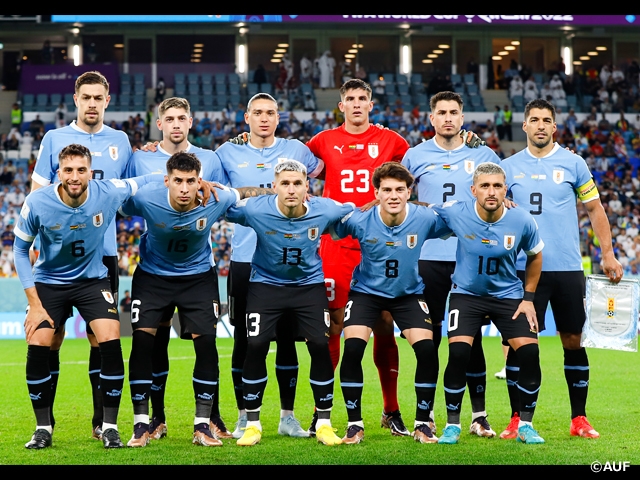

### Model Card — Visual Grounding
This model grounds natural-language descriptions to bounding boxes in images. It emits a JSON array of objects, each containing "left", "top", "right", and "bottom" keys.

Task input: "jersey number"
[
  {"left": 341, "top": 169, "right": 369, "bottom": 193},
  {"left": 448, "top": 308, "right": 459, "bottom": 332},
  {"left": 131, "top": 299, "right": 141, "bottom": 323},
  {"left": 167, "top": 239, "right": 188, "bottom": 253},
  {"left": 529, "top": 192, "right": 542, "bottom": 215},
  {"left": 477, "top": 256, "right": 500, "bottom": 275},
  {"left": 71, "top": 240, "right": 85, "bottom": 257},
  {"left": 325, "top": 278, "right": 336, "bottom": 302},
  {"left": 443, "top": 183, "right": 455, "bottom": 202},
  {"left": 385, "top": 259, "right": 399, "bottom": 278},
  {"left": 92, "top": 170, "right": 104, "bottom": 181},
  {"left": 282, "top": 247, "right": 302, "bottom": 265}
]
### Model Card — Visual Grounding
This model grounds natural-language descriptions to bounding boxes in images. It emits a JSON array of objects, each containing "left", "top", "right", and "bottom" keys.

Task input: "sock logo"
[
  {"left": 573, "top": 380, "right": 589, "bottom": 388},
  {"left": 289, "top": 378, "right": 297, "bottom": 388},
  {"left": 151, "top": 384, "right": 165, "bottom": 391},
  {"left": 525, "top": 401, "right": 537, "bottom": 409},
  {"left": 243, "top": 392, "right": 261, "bottom": 401},
  {"left": 320, "top": 393, "right": 334, "bottom": 402},
  {"left": 197, "top": 392, "right": 214, "bottom": 401},
  {"left": 476, "top": 385, "right": 484, "bottom": 393},
  {"left": 131, "top": 393, "right": 147, "bottom": 401},
  {"left": 346, "top": 399, "right": 358, "bottom": 410},
  {"left": 106, "top": 389, "right": 122, "bottom": 397},
  {"left": 418, "top": 400, "right": 432, "bottom": 410},
  {"left": 29, "top": 392, "right": 42, "bottom": 401},
  {"left": 446, "top": 402, "right": 460, "bottom": 411}
]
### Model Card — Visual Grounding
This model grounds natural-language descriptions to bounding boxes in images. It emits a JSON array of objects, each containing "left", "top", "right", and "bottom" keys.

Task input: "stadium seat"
[
  {"left": 202, "top": 94, "right": 215, "bottom": 111},
  {"left": 450, "top": 73, "right": 462, "bottom": 87},
  {"left": 134, "top": 73, "right": 145, "bottom": 85},
  {"left": 228, "top": 73, "right": 240, "bottom": 84},
  {"left": 247, "top": 82, "right": 259, "bottom": 97},
  {"left": 174, "top": 83, "right": 187, "bottom": 97},
  {"left": 174, "top": 72, "right": 186, "bottom": 86},
  {"left": 466, "top": 84, "right": 479, "bottom": 95},
  {"left": 396, "top": 74, "right": 408, "bottom": 86},
  {"left": 35, "top": 93, "right": 49, "bottom": 111},
  {"left": 201, "top": 73, "right": 212, "bottom": 85},
  {"left": 228, "top": 83, "right": 240, "bottom": 95},
  {"left": 463, "top": 73, "right": 475, "bottom": 85},
  {"left": 214, "top": 73, "right": 226, "bottom": 86},
  {"left": 50, "top": 93, "right": 62, "bottom": 108},
  {"left": 397, "top": 83, "right": 409, "bottom": 96},
  {"left": 382, "top": 73, "right": 395, "bottom": 84},
  {"left": 22, "top": 94, "right": 35, "bottom": 112},
  {"left": 201, "top": 83, "right": 214, "bottom": 95}
]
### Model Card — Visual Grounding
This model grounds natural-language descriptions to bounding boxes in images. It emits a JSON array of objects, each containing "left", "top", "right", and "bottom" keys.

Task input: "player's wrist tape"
[{"left": 523, "top": 291, "right": 535, "bottom": 302}]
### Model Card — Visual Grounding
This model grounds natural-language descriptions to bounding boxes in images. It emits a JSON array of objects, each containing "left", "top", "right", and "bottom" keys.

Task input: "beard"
[{"left": 63, "top": 182, "right": 88, "bottom": 199}]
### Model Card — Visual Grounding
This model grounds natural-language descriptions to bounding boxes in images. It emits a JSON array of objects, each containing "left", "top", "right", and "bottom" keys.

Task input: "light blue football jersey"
[
  {"left": 330, "top": 204, "right": 451, "bottom": 297},
  {"left": 225, "top": 195, "right": 353, "bottom": 286},
  {"left": 32, "top": 121, "right": 133, "bottom": 257},
  {"left": 119, "top": 183, "right": 240, "bottom": 276},
  {"left": 124, "top": 142, "right": 228, "bottom": 183},
  {"left": 431, "top": 200, "right": 544, "bottom": 299},
  {"left": 502, "top": 144, "right": 596, "bottom": 272},
  {"left": 402, "top": 140, "right": 500, "bottom": 261},
  {"left": 14, "top": 176, "right": 154, "bottom": 287},
  {"left": 214, "top": 138, "right": 322, "bottom": 263}
]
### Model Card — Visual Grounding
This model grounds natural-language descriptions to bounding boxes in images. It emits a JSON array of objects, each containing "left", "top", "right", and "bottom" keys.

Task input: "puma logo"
[{"left": 334, "top": 145, "right": 344, "bottom": 154}]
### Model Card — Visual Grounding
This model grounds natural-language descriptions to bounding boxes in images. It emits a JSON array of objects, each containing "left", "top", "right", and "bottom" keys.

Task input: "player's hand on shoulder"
[
  {"left": 564, "top": 146, "right": 577, "bottom": 154},
  {"left": 198, "top": 181, "right": 220, "bottom": 206},
  {"left": 460, "top": 129, "right": 486, "bottom": 148},
  {"left": 359, "top": 199, "right": 380, "bottom": 211},
  {"left": 503, "top": 198, "right": 517, "bottom": 209},
  {"left": 228, "top": 132, "right": 251, "bottom": 145},
  {"left": 134, "top": 141, "right": 160, "bottom": 153},
  {"left": 374, "top": 123, "right": 389, "bottom": 130}
]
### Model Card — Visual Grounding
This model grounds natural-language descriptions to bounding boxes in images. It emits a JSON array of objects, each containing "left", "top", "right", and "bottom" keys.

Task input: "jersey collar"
[
  {"left": 70, "top": 120, "right": 105, "bottom": 135},
  {"left": 525, "top": 142, "right": 561, "bottom": 159}
]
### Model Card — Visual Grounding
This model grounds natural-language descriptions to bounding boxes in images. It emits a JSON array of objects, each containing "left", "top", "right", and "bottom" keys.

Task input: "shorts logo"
[
  {"left": 101, "top": 290, "right": 115, "bottom": 304},
  {"left": 553, "top": 169, "right": 564, "bottom": 184},
  {"left": 464, "top": 159, "right": 475, "bottom": 174},
  {"left": 93, "top": 212, "right": 104, "bottom": 228},
  {"left": 213, "top": 301, "right": 219, "bottom": 319},
  {"left": 196, "top": 217, "right": 207, "bottom": 231},
  {"left": 368, "top": 143, "right": 379, "bottom": 159},
  {"left": 407, "top": 233, "right": 418, "bottom": 249},
  {"left": 324, "top": 309, "right": 330, "bottom": 328},
  {"left": 503, "top": 235, "right": 515, "bottom": 250},
  {"left": 418, "top": 300, "right": 430, "bottom": 314},
  {"left": 308, "top": 226, "right": 319, "bottom": 241},
  {"left": 109, "top": 146, "right": 119, "bottom": 160}
]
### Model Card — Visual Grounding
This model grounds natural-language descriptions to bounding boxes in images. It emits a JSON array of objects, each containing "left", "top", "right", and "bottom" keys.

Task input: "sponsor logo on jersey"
[
  {"left": 464, "top": 159, "right": 475, "bottom": 174},
  {"left": 265, "top": 230, "right": 276, "bottom": 235},
  {"left": 69, "top": 223, "right": 86, "bottom": 230},
  {"left": 365, "top": 238, "right": 378, "bottom": 244},
  {"left": 481, "top": 238, "right": 498, "bottom": 246},
  {"left": 425, "top": 164, "right": 437, "bottom": 170},
  {"left": 93, "top": 212, "right": 104, "bottom": 227},
  {"left": 109, "top": 145, "right": 119, "bottom": 161},
  {"left": 531, "top": 174, "right": 546, "bottom": 180},
  {"left": 154, "top": 222, "right": 166, "bottom": 228},
  {"left": 503, "top": 234, "right": 515, "bottom": 250},
  {"left": 48, "top": 223, "right": 61, "bottom": 231},
  {"left": 419, "top": 300, "right": 430, "bottom": 314},
  {"left": 553, "top": 169, "right": 564, "bottom": 184},
  {"left": 237, "top": 162, "right": 249, "bottom": 168},
  {"left": 284, "top": 233, "right": 300, "bottom": 239},
  {"left": 368, "top": 143, "right": 379, "bottom": 158},
  {"left": 407, "top": 233, "right": 418, "bottom": 249},
  {"left": 334, "top": 145, "right": 344, "bottom": 154},
  {"left": 196, "top": 217, "right": 207, "bottom": 231},
  {"left": 514, "top": 172, "right": 526, "bottom": 179},
  {"left": 101, "top": 290, "right": 115, "bottom": 304},
  {"left": 173, "top": 225, "right": 190, "bottom": 231},
  {"left": 385, "top": 240, "right": 402, "bottom": 247},
  {"left": 308, "top": 226, "right": 319, "bottom": 240},
  {"left": 349, "top": 144, "right": 364, "bottom": 150}
]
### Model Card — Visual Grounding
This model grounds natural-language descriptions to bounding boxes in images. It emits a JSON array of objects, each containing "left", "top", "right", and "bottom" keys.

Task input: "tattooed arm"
[{"left": 235, "top": 186, "right": 276, "bottom": 199}]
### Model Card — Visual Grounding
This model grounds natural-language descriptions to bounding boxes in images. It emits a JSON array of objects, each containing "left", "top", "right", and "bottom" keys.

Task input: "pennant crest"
[
  {"left": 407, "top": 234, "right": 418, "bottom": 249},
  {"left": 101, "top": 290, "right": 115, "bottom": 304},
  {"left": 93, "top": 212, "right": 104, "bottom": 227},
  {"left": 464, "top": 160, "right": 475, "bottom": 174},
  {"left": 553, "top": 169, "right": 564, "bottom": 184},
  {"left": 196, "top": 217, "right": 207, "bottom": 231},
  {"left": 109, "top": 145, "right": 119, "bottom": 161},
  {"left": 504, "top": 235, "right": 516, "bottom": 250},
  {"left": 368, "top": 143, "right": 379, "bottom": 159}
]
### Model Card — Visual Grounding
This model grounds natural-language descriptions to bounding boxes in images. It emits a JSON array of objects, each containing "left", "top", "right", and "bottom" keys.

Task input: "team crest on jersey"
[
  {"left": 464, "top": 159, "right": 475, "bottom": 174},
  {"left": 308, "top": 226, "right": 319, "bottom": 241},
  {"left": 213, "top": 301, "right": 219, "bottom": 319},
  {"left": 418, "top": 300, "right": 430, "bottom": 314},
  {"left": 196, "top": 217, "right": 207, "bottom": 231},
  {"left": 503, "top": 235, "right": 516, "bottom": 250},
  {"left": 553, "top": 169, "right": 565, "bottom": 184},
  {"left": 368, "top": 143, "right": 379, "bottom": 159},
  {"left": 407, "top": 234, "right": 418, "bottom": 249},
  {"left": 101, "top": 290, "right": 115, "bottom": 304},
  {"left": 109, "top": 145, "right": 119, "bottom": 161},
  {"left": 93, "top": 212, "right": 104, "bottom": 228}
]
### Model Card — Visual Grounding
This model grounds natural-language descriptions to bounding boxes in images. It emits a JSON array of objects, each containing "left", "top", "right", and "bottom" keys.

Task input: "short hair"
[
  {"left": 339, "top": 79, "right": 372, "bottom": 100},
  {"left": 524, "top": 98, "right": 556, "bottom": 121},
  {"left": 59, "top": 143, "right": 92, "bottom": 166},
  {"left": 472, "top": 162, "right": 506, "bottom": 184},
  {"left": 429, "top": 91, "right": 464, "bottom": 112},
  {"left": 247, "top": 93, "right": 278, "bottom": 112},
  {"left": 372, "top": 162, "right": 414, "bottom": 189},
  {"left": 158, "top": 97, "right": 191, "bottom": 118},
  {"left": 74, "top": 71, "right": 109, "bottom": 94},
  {"left": 274, "top": 159, "right": 307, "bottom": 176},
  {"left": 166, "top": 151, "right": 201, "bottom": 175}
]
